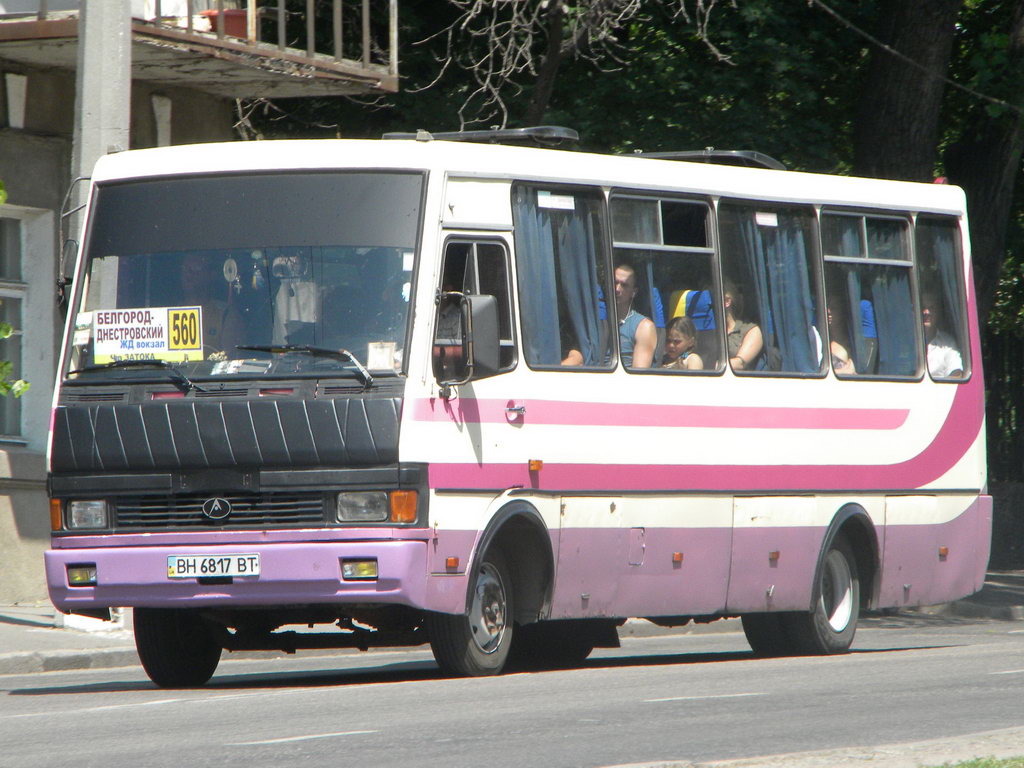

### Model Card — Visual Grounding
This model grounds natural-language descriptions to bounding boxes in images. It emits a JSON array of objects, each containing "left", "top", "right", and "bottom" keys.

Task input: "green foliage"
[
  {"left": 0, "top": 191, "right": 25, "bottom": 399},
  {"left": 0, "top": 320, "right": 28, "bottom": 399},
  {"left": 926, "top": 759, "right": 1024, "bottom": 768}
]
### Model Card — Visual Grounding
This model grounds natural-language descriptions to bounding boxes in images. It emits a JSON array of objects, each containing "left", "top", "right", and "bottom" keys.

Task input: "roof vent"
[
  {"left": 639, "top": 148, "right": 786, "bottom": 171},
  {"left": 383, "top": 125, "right": 579, "bottom": 147}
]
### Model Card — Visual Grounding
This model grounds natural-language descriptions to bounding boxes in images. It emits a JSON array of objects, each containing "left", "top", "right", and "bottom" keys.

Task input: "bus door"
[{"left": 426, "top": 236, "right": 530, "bottom": 575}]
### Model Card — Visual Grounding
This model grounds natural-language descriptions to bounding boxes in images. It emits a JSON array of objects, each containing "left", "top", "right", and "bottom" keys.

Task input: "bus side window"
[
  {"left": 916, "top": 217, "right": 968, "bottom": 380},
  {"left": 610, "top": 195, "right": 720, "bottom": 372},
  {"left": 822, "top": 212, "right": 917, "bottom": 378},
  {"left": 718, "top": 203, "right": 823, "bottom": 375},
  {"left": 513, "top": 185, "right": 613, "bottom": 369},
  {"left": 437, "top": 240, "right": 517, "bottom": 372}
]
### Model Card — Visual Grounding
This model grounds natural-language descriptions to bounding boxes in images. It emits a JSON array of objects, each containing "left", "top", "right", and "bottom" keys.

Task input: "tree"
[{"left": 850, "top": 0, "right": 963, "bottom": 182}]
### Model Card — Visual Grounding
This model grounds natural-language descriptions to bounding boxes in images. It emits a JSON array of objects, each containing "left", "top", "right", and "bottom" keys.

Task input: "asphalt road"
[{"left": 2, "top": 615, "right": 1023, "bottom": 768}]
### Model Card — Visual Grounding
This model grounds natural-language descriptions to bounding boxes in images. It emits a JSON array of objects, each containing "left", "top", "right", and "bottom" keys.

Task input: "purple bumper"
[{"left": 46, "top": 538, "right": 429, "bottom": 612}]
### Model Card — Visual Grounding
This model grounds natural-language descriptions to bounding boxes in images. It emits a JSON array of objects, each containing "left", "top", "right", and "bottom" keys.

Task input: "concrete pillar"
[{"left": 70, "top": 0, "right": 132, "bottom": 240}]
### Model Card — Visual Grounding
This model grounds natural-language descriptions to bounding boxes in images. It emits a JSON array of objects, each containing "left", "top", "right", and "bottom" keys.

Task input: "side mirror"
[
  {"left": 56, "top": 237, "right": 79, "bottom": 310},
  {"left": 432, "top": 292, "right": 500, "bottom": 389}
]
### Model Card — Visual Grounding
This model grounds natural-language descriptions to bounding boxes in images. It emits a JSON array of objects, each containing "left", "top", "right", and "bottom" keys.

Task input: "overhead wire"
[{"left": 808, "top": 0, "right": 1022, "bottom": 116}]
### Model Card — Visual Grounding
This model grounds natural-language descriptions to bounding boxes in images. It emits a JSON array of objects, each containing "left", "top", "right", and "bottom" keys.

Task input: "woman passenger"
[
  {"left": 661, "top": 316, "right": 703, "bottom": 371},
  {"left": 723, "top": 281, "right": 763, "bottom": 370}
]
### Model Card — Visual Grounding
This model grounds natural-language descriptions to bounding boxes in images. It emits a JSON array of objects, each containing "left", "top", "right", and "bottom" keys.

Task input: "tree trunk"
[
  {"left": 944, "top": 0, "right": 1024, "bottom": 323},
  {"left": 853, "top": 0, "right": 963, "bottom": 181},
  {"left": 525, "top": 1, "right": 567, "bottom": 126}
]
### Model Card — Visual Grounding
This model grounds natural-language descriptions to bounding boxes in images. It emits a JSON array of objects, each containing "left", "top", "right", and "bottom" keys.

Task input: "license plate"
[{"left": 167, "top": 554, "right": 260, "bottom": 579}]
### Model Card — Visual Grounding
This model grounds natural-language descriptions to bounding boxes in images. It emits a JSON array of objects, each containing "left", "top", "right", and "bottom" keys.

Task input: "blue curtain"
[
  {"left": 556, "top": 207, "right": 604, "bottom": 365},
  {"left": 513, "top": 190, "right": 560, "bottom": 365},
  {"left": 513, "top": 188, "right": 606, "bottom": 366},
  {"left": 736, "top": 212, "right": 817, "bottom": 372},
  {"left": 871, "top": 266, "right": 917, "bottom": 375}
]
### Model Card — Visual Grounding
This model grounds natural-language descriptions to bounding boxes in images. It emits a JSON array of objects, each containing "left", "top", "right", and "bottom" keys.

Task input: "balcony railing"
[{"left": 7, "top": 0, "right": 398, "bottom": 88}]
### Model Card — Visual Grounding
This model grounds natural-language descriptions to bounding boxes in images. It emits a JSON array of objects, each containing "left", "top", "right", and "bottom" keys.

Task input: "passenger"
[
  {"left": 614, "top": 263, "right": 657, "bottom": 368},
  {"left": 661, "top": 316, "right": 703, "bottom": 371},
  {"left": 723, "top": 280, "right": 763, "bottom": 370},
  {"left": 827, "top": 308, "right": 856, "bottom": 375},
  {"left": 922, "top": 293, "right": 963, "bottom": 378},
  {"left": 560, "top": 319, "right": 584, "bottom": 366}
]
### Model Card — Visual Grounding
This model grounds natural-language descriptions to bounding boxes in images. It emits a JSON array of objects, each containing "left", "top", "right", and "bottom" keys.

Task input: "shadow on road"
[{"left": 7, "top": 638, "right": 954, "bottom": 697}]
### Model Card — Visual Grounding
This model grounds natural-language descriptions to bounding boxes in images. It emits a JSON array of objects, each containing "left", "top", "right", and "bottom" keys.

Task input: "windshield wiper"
[
  {"left": 69, "top": 359, "right": 206, "bottom": 393},
  {"left": 236, "top": 345, "right": 374, "bottom": 388}
]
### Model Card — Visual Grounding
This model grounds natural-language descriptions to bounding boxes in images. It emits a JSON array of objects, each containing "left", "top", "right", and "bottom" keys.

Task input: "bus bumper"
[{"left": 45, "top": 539, "right": 429, "bottom": 613}]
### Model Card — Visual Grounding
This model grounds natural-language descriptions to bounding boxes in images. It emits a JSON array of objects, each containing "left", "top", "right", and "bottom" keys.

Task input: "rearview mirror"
[{"left": 432, "top": 292, "right": 500, "bottom": 389}]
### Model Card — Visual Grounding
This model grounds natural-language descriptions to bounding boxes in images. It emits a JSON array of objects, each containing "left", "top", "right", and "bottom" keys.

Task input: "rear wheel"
[
  {"left": 427, "top": 550, "right": 514, "bottom": 676},
  {"left": 740, "top": 612, "right": 791, "bottom": 657},
  {"left": 789, "top": 536, "right": 860, "bottom": 654},
  {"left": 741, "top": 536, "right": 860, "bottom": 656},
  {"left": 134, "top": 608, "right": 222, "bottom": 688}
]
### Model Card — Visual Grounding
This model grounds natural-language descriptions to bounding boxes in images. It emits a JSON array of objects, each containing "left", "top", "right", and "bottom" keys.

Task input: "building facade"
[{"left": 0, "top": 0, "right": 398, "bottom": 603}]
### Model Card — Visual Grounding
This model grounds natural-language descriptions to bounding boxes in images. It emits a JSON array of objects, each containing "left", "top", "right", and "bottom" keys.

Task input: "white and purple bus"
[{"left": 46, "top": 129, "right": 989, "bottom": 686}]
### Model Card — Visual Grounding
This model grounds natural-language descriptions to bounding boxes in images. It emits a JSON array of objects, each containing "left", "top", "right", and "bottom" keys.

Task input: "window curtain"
[
  {"left": 928, "top": 223, "right": 964, "bottom": 342},
  {"left": 737, "top": 212, "right": 817, "bottom": 372},
  {"left": 842, "top": 267, "right": 868, "bottom": 371},
  {"left": 870, "top": 266, "right": 916, "bottom": 375},
  {"left": 514, "top": 188, "right": 606, "bottom": 366},
  {"left": 556, "top": 204, "right": 605, "bottom": 365},
  {"left": 513, "top": 189, "right": 560, "bottom": 365}
]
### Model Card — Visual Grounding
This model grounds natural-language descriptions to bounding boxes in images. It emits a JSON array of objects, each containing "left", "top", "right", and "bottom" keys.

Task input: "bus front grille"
[{"left": 114, "top": 493, "right": 326, "bottom": 530}]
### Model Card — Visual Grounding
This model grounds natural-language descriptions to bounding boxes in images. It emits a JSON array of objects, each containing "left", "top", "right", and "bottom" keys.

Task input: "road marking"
[
  {"left": 644, "top": 692, "right": 766, "bottom": 703},
  {"left": 990, "top": 669, "right": 1024, "bottom": 675},
  {"left": 229, "top": 730, "right": 379, "bottom": 746}
]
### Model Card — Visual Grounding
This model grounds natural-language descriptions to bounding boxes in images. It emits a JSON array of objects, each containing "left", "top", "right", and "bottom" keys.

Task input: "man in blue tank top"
[{"left": 614, "top": 264, "right": 657, "bottom": 369}]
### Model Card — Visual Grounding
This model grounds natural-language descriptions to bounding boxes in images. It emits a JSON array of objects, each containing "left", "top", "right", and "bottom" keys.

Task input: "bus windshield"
[{"left": 65, "top": 171, "right": 423, "bottom": 381}]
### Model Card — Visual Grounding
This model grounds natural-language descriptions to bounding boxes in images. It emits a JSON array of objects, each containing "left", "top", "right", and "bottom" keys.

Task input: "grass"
[{"left": 928, "top": 760, "right": 1024, "bottom": 768}]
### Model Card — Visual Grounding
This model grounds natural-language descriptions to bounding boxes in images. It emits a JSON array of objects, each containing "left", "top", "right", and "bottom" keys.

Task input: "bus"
[{"left": 45, "top": 128, "right": 990, "bottom": 687}]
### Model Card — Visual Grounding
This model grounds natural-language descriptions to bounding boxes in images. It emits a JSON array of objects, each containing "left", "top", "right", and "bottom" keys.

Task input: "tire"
[
  {"left": 427, "top": 550, "right": 514, "bottom": 676},
  {"left": 740, "top": 612, "right": 791, "bottom": 657},
  {"left": 134, "top": 608, "right": 222, "bottom": 688},
  {"left": 509, "top": 620, "right": 597, "bottom": 670},
  {"left": 742, "top": 537, "right": 860, "bottom": 656}
]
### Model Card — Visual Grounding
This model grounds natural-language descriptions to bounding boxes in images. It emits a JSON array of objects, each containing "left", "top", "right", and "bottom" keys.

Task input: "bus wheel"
[
  {"left": 427, "top": 550, "right": 514, "bottom": 676},
  {"left": 740, "top": 612, "right": 791, "bottom": 657},
  {"left": 788, "top": 536, "right": 860, "bottom": 654},
  {"left": 134, "top": 608, "right": 222, "bottom": 688},
  {"left": 509, "top": 620, "right": 596, "bottom": 670}
]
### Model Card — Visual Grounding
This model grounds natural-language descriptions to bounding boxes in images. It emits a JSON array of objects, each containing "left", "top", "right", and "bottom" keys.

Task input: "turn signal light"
[
  {"left": 389, "top": 490, "right": 418, "bottom": 523},
  {"left": 50, "top": 499, "right": 63, "bottom": 532}
]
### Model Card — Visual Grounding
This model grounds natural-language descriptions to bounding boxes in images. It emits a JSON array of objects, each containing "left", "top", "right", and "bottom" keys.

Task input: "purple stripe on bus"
[
  {"left": 425, "top": 374, "right": 983, "bottom": 492},
  {"left": 412, "top": 397, "right": 910, "bottom": 430}
]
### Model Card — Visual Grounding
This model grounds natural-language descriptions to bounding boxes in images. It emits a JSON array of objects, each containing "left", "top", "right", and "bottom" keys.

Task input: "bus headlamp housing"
[
  {"left": 67, "top": 500, "right": 109, "bottom": 529},
  {"left": 335, "top": 490, "right": 419, "bottom": 523},
  {"left": 335, "top": 492, "right": 389, "bottom": 522}
]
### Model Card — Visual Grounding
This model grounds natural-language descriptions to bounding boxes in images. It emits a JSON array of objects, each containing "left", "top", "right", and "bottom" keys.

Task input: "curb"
[
  {"left": 0, "top": 648, "right": 139, "bottom": 676},
  {"left": 912, "top": 600, "right": 1024, "bottom": 622}
]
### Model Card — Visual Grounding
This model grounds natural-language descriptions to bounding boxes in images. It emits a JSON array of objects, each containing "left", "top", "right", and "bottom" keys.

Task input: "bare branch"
[{"left": 419, "top": 1, "right": 731, "bottom": 128}]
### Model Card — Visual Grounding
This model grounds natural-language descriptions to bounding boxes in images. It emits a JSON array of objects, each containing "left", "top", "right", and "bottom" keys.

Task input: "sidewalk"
[{"left": 1, "top": 571, "right": 1021, "bottom": 676}]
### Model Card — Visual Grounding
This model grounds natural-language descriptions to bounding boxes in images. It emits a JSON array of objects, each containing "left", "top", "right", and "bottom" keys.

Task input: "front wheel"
[
  {"left": 427, "top": 550, "right": 514, "bottom": 676},
  {"left": 134, "top": 608, "right": 222, "bottom": 688}
]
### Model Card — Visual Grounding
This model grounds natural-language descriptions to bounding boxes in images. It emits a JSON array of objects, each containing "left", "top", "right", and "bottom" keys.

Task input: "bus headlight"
[
  {"left": 335, "top": 492, "right": 389, "bottom": 522},
  {"left": 67, "top": 500, "right": 109, "bottom": 529}
]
